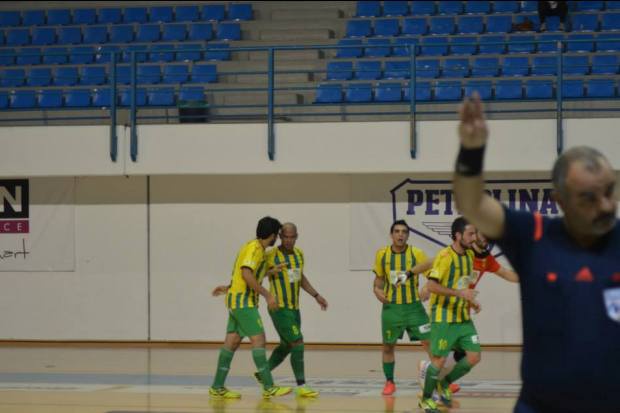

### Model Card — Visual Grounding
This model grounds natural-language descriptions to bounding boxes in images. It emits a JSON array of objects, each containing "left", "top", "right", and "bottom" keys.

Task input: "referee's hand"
[{"left": 458, "top": 93, "right": 488, "bottom": 149}]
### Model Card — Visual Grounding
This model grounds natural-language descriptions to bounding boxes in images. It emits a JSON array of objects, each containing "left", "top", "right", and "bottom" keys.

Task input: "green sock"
[
  {"left": 443, "top": 358, "right": 473, "bottom": 386},
  {"left": 383, "top": 361, "right": 395, "bottom": 382},
  {"left": 252, "top": 348, "right": 274, "bottom": 389},
  {"left": 212, "top": 348, "right": 234, "bottom": 388},
  {"left": 423, "top": 363, "right": 440, "bottom": 398},
  {"left": 290, "top": 344, "right": 305, "bottom": 385},
  {"left": 268, "top": 343, "right": 290, "bottom": 371}
]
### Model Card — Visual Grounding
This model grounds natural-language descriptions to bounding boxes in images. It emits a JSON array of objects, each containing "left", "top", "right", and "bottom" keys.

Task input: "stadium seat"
[
  {"left": 122, "top": 45, "right": 148, "bottom": 63},
  {"left": 374, "top": 19, "right": 400, "bottom": 37},
  {"left": 487, "top": 15, "right": 512, "bottom": 33},
  {"left": 562, "top": 55, "right": 589, "bottom": 75},
  {"left": 355, "top": 1, "right": 381, "bottom": 17},
  {"left": 64, "top": 89, "right": 91, "bottom": 107},
  {"left": 430, "top": 17, "right": 455, "bottom": 35},
  {"left": 175, "top": 6, "right": 200, "bottom": 22},
  {"left": 403, "top": 81, "right": 432, "bottom": 101},
  {"left": 115, "top": 65, "right": 131, "bottom": 85},
  {"left": 355, "top": 60, "right": 382, "bottom": 80},
  {"left": 54, "top": 66, "right": 78, "bottom": 86},
  {"left": 411, "top": 1, "right": 435, "bottom": 16},
  {"left": 0, "top": 48, "right": 15, "bottom": 66},
  {"left": 96, "top": 45, "right": 121, "bottom": 63},
  {"left": 571, "top": 13, "right": 599, "bottom": 31},
  {"left": 597, "top": 33, "right": 620, "bottom": 52},
  {"left": 217, "top": 23, "right": 241, "bottom": 41},
  {"left": 189, "top": 23, "right": 213, "bottom": 41},
  {"left": 32, "top": 27, "right": 56, "bottom": 46},
  {"left": 28, "top": 67, "right": 52, "bottom": 86},
  {"left": 48, "top": 9, "right": 71, "bottom": 25},
  {"left": 383, "top": 1, "right": 409, "bottom": 16},
  {"left": 347, "top": 19, "right": 373, "bottom": 37},
  {"left": 458, "top": 16, "right": 483, "bottom": 34},
  {"left": 451, "top": 36, "right": 477, "bottom": 54},
  {"left": 402, "top": 17, "right": 427, "bottom": 35},
  {"left": 150, "top": 6, "right": 174, "bottom": 23},
  {"left": 43, "top": 47, "right": 67, "bottom": 65},
  {"left": 532, "top": 56, "right": 558, "bottom": 75},
  {"left": 110, "top": 25, "right": 134, "bottom": 43},
  {"left": 191, "top": 64, "right": 217, "bottom": 83},
  {"left": 147, "top": 88, "right": 175, "bottom": 106},
  {"left": 345, "top": 83, "right": 373, "bottom": 102},
  {"left": 137, "top": 65, "right": 161, "bottom": 84},
  {"left": 69, "top": 46, "right": 94, "bottom": 64},
  {"left": 576, "top": 1, "right": 604, "bottom": 11},
  {"left": 608, "top": 1, "right": 620, "bottom": 10},
  {"left": 537, "top": 33, "right": 564, "bottom": 52},
  {"left": 82, "top": 26, "right": 107, "bottom": 44},
  {"left": 10, "top": 90, "right": 36, "bottom": 108},
  {"left": 327, "top": 61, "right": 353, "bottom": 80},
  {"left": 544, "top": 15, "right": 562, "bottom": 31},
  {"left": 162, "top": 24, "right": 187, "bottom": 42},
  {"left": 479, "top": 35, "right": 506, "bottom": 54},
  {"left": 416, "top": 59, "right": 440, "bottom": 78},
  {"left": 495, "top": 80, "right": 522, "bottom": 99},
  {"left": 73, "top": 9, "right": 96, "bottom": 25},
  {"left": 179, "top": 86, "right": 205, "bottom": 102},
  {"left": 314, "top": 84, "right": 343, "bottom": 103},
  {"left": 525, "top": 80, "right": 553, "bottom": 99},
  {"left": 375, "top": 82, "right": 402, "bottom": 101},
  {"left": 465, "top": 80, "right": 492, "bottom": 100},
  {"left": 120, "top": 88, "right": 147, "bottom": 106},
  {"left": 0, "top": 31, "right": 6, "bottom": 46},
  {"left": 384, "top": 60, "right": 410, "bottom": 79},
  {"left": 434, "top": 81, "right": 462, "bottom": 101},
  {"left": 514, "top": 14, "right": 539, "bottom": 31},
  {"left": 38, "top": 89, "right": 63, "bottom": 108},
  {"left": 465, "top": 1, "right": 490, "bottom": 14},
  {"left": 443, "top": 58, "right": 470, "bottom": 77},
  {"left": 562, "top": 79, "right": 584, "bottom": 98},
  {"left": 6, "top": 29, "right": 30, "bottom": 47},
  {"left": 601, "top": 13, "right": 620, "bottom": 30},
  {"left": 137, "top": 25, "right": 161, "bottom": 42},
  {"left": 205, "top": 42, "right": 230, "bottom": 61},
  {"left": 393, "top": 37, "right": 418, "bottom": 56},
  {"left": 23, "top": 10, "right": 45, "bottom": 26},
  {"left": 229, "top": 4, "right": 253, "bottom": 20},
  {"left": 150, "top": 44, "right": 176, "bottom": 62},
  {"left": 508, "top": 34, "right": 536, "bottom": 53},
  {"left": 494, "top": 1, "right": 518, "bottom": 13},
  {"left": 92, "top": 88, "right": 113, "bottom": 107},
  {"left": 16, "top": 47, "right": 41, "bottom": 65},
  {"left": 472, "top": 57, "right": 499, "bottom": 77},
  {"left": 587, "top": 79, "right": 616, "bottom": 97},
  {"left": 124, "top": 7, "right": 147, "bottom": 24},
  {"left": 98, "top": 8, "right": 122, "bottom": 24},
  {"left": 0, "top": 11, "right": 20, "bottom": 27},
  {"left": 520, "top": 1, "right": 538, "bottom": 12},
  {"left": 163, "top": 64, "right": 189, "bottom": 83},
  {"left": 591, "top": 54, "right": 619, "bottom": 74},
  {"left": 203, "top": 5, "right": 226, "bottom": 21},
  {"left": 59, "top": 26, "right": 84, "bottom": 45},
  {"left": 0, "top": 91, "right": 8, "bottom": 108},
  {"left": 420, "top": 36, "right": 449, "bottom": 56},
  {"left": 365, "top": 38, "right": 391, "bottom": 57},
  {"left": 336, "top": 39, "right": 363, "bottom": 58},
  {"left": 80, "top": 66, "right": 106, "bottom": 85},
  {"left": 438, "top": 1, "right": 463, "bottom": 15},
  {"left": 566, "top": 33, "right": 595, "bottom": 52}
]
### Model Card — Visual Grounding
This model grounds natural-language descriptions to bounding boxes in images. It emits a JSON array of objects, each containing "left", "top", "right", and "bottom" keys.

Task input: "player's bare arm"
[
  {"left": 495, "top": 267, "right": 519, "bottom": 283},
  {"left": 301, "top": 273, "right": 328, "bottom": 310},
  {"left": 373, "top": 276, "right": 389, "bottom": 304}
]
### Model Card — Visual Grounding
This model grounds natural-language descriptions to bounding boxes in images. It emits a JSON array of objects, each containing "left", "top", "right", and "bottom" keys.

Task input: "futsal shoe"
[
  {"left": 436, "top": 381, "right": 453, "bottom": 407},
  {"left": 449, "top": 382, "right": 461, "bottom": 394},
  {"left": 382, "top": 380, "right": 396, "bottom": 395},
  {"left": 209, "top": 386, "right": 242, "bottom": 399},
  {"left": 418, "top": 396, "right": 440, "bottom": 413},
  {"left": 262, "top": 385, "right": 292, "bottom": 399},
  {"left": 295, "top": 385, "right": 319, "bottom": 397}
]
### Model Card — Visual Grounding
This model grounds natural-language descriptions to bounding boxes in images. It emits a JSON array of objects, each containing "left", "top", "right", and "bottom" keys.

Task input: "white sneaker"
[{"left": 418, "top": 359, "right": 430, "bottom": 389}]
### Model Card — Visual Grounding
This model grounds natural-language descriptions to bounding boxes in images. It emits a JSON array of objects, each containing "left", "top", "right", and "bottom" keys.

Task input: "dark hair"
[
  {"left": 390, "top": 219, "right": 409, "bottom": 233},
  {"left": 256, "top": 216, "right": 282, "bottom": 239},
  {"left": 551, "top": 146, "right": 607, "bottom": 199},
  {"left": 451, "top": 216, "right": 469, "bottom": 240}
]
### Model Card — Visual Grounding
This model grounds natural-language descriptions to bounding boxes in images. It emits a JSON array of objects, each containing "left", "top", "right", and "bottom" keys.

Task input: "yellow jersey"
[
  {"left": 225, "top": 239, "right": 266, "bottom": 309},
  {"left": 374, "top": 245, "right": 429, "bottom": 304},
  {"left": 259, "top": 246, "right": 305, "bottom": 310}
]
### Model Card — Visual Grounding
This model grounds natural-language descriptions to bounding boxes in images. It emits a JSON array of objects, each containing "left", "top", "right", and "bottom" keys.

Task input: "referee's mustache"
[{"left": 593, "top": 212, "right": 616, "bottom": 226}]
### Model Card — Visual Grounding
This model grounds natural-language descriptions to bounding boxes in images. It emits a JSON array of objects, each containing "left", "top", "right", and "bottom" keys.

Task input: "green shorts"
[
  {"left": 430, "top": 321, "right": 481, "bottom": 357},
  {"left": 269, "top": 308, "right": 303, "bottom": 344},
  {"left": 226, "top": 307, "right": 264, "bottom": 338},
  {"left": 381, "top": 302, "right": 431, "bottom": 344}
]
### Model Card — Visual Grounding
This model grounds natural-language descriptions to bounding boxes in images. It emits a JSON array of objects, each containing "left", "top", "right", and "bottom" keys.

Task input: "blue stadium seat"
[
  {"left": 120, "top": 88, "right": 147, "bottom": 106},
  {"left": 532, "top": 56, "right": 558, "bottom": 75},
  {"left": 189, "top": 23, "right": 213, "bottom": 41},
  {"left": 137, "top": 25, "right": 161, "bottom": 42},
  {"left": 403, "top": 81, "right": 432, "bottom": 101},
  {"left": 537, "top": 33, "right": 564, "bottom": 52},
  {"left": 38, "top": 89, "right": 63, "bottom": 108},
  {"left": 487, "top": 15, "right": 512, "bottom": 33},
  {"left": 435, "top": 81, "right": 462, "bottom": 100},
  {"left": 411, "top": 1, "right": 436, "bottom": 16},
  {"left": 365, "top": 38, "right": 391, "bottom": 57},
  {"left": 32, "top": 27, "right": 56, "bottom": 46},
  {"left": 507, "top": 34, "right": 536, "bottom": 53},
  {"left": 59, "top": 26, "right": 83, "bottom": 45},
  {"left": 202, "top": 5, "right": 226, "bottom": 21},
  {"left": 465, "top": 1, "right": 490, "bottom": 14},
  {"left": 443, "top": 58, "right": 469, "bottom": 78},
  {"left": 525, "top": 80, "right": 553, "bottom": 99},
  {"left": 327, "top": 61, "right": 353, "bottom": 80},
  {"left": 438, "top": 1, "right": 463, "bottom": 15},
  {"left": 592, "top": 54, "right": 619, "bottom": 74},
  {"left": 345, "top": 83, "right": 373, "bottom": 102},
  {"left": 83, "top": 26, "right": 107, "bottom": 44},
  {"left": 150, "top": 6, "right": 173, "bottom": 23},
  {"left": 150, "top": 44, "right": 176, "bottom": 62},
  {"left": 28, "top": 67, "right": 51, "bottom": 86},
  {"left": 10, "top": 90, "right": 36, "bottom": 108},
  {"left": 162, "top": 24, "right": 187, "bottom": 42},
  {"left": 54, "top": 66, "right": 78, "bottom": 86},
  {"left": 576, "top": 1, "right": 604, "bottom": 11},
  {"left": 402, "top": 17, "right": 427, "bottom": 35},
  {"left": 608, "top": 1, "right": 620, "bottom": 10},
  {"left": 355, "top": 60, "right": 382, "bottom": 80},
  {"left": 458, "top": 16, "right": 484, "bottom": 34},
  {"left": 601, "top": 13, "right": 620, "bottom": 30},
  {"left": 544, "top": 15, "right": 562, "bottom": 31},
  {"left": 383, "top": 1, "right": 409, "bottom": 16},
  {"left": 179, "top": 86, "right": 205, "bottom": 102},
  {"left": 355, "top": 1, "right": 381, "bottom": 17},
  {"left": 175, "top": 6, "right": 200, "bottom": 22},
  {"left": 451, "top": 36, "right": 477, "bottom": 54},
  {"left": 43, "top": 47, "right": 67, "bottom": 65},
  {"left": 0, "top": 48, "right": 15, "bottom": 66},
  {"left": 347, "top": 20, "right": 373, "bottom": 37},
  {"left": 217, "top": 23, "right": 241, "bottom": 41},
  {"left": 393, "top": 37, "right": 418, "bottom": 56},
  {"left": 495, "top": 80, "right": 522, "bottom": 99},
  {"left": 416, "top": 59, "right": 440, "bottom": 78},
  {"left": 64, "top": 89, "right": 91, "bottom": 107},
  {"left": 566, "top": 33, "right": 594, "bottom": 52},
  {"left": 122, "top": 45, "right": 148, "bottom": 63},
  {"left": 73, "top": 9, "right": 96, "bottom": 25},
  {"left": 48, "top": 9, "right": 71, "bottom": 25},
  {"left": 115, "top": 66, "right": 131, "bottom": 85},
  {"left": 80, "top": 66, "right": 106, "bottom": 85},
  {"left": 375, "top": 82, "right": 402, "bottom": 101},
  {"left": 479, "top": 35, "right": 506, "bottom": 54},
  {"left": 0, "top": 91, "right": 8, "bottom": 108},
  {"left": 0, "top": 31, "right": 5, "bottom": 46},
  {"left": 597, "top": 33, "right": 620, "bottom": 52},
  {"left": 147, "top": 88, "right": 175, "bottom": 106},
  {"left": 384, "top": 60, "right": 410, "bottom": 79},
  {"left": 571, "top": 13, "right": 599, "bottom": 31},
  {"left": 562, "top": 55, "right": 589, "bottom": 75},
  {"left": 336, "top": 39, "right": 363, "bottom": 58},
  {"left": 494, "top": 1, "right": 518, "bottom": 13},
  {"left": 472, "top": 57, "right": 499, "bottom": 76},
  {"left": 430, "top": 17, "right": 455, "bottom": 35},
  {"left": 98, "top": 8, "right": 122, "bottom": 24},
  {"left": 6, "top": 29, "right": 30, "bottom": 46},
  {"left": 163, "top": 64, "right": 189, "bottom": 83},
  {"left": 191, "top": 64, "right": 217, "bottom": 83},
  {"left": 314, "top": 84, "right": 342, "bottom": 103},
  {"left": 110, "top": 25, "right": 134, "bottom": 43},
  {"left": 69, "top": 46, "right": 94, "bottom": 64},
  {"left": 176, "top": 43, "right": 202, "bottom": 61},
  {"left": 562, "top": 79, "right": 584, "bottom": 98},
  {"left": 587, "top": 79, "right": 615, "bottom": 97},
  {"left": 0, "top": 11, "right": 20, "bottom": 27},
  {"left": 23, "top": 10, "right": 45, "bottom": 26},
  {"left": 514, "top": 14, "right": 539, "bottom": 31},
  {"left": 205, "top": 42, "right": 230, "bottom": 60},
  {"left": 96, "top": 45, "right": 121, "bottom": 63},
  {"left": 520, "top": 1, "right": 538, "bottom": 12},
  {"left": 465, "top": 80, "right": 492, "bottom": 100},
  {"left": 16, "top": 47, "right": 41, "bottom": 65},
  {"left": 420, "top": 36, "right": 449, "bottom": 55},
  {"left": 375, "top": 19, "right": 400, "bottom": 36},
  {"left": 124, "top": 7, "right": 147, "bottom": 24},
  {"left": 92, "top": 88, "right": 113, "bottom": 107},
  {"left": 229, "top": 4, "right": 253, "bottom": 20}
]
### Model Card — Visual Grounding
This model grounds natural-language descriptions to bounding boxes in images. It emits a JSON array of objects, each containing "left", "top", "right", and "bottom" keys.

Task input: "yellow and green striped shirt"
[
  {"left": 374, "top": 245, "right": 428, "bottom": 305},
  {"left": 225, "top": 239, "right": 266, "bottom": 309},
  {"left": 428, "top": 246, "right": 475, "bottom": 323},
  {"left": 258, "top": 247, "right": 305, "bottom": 310}
]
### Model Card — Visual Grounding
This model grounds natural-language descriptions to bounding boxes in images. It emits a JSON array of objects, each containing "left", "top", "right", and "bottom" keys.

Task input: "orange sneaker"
[
  {"left": 382, "top": 380, "right": 396, "bottom": 395},
  {"left": 449, "top": 382, "right": 460, "bottom": 394}
]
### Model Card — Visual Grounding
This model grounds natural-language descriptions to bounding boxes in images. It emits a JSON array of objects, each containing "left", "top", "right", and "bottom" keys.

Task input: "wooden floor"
[{"left": 0, "top": 345, "right": 521, "bottom": 413}]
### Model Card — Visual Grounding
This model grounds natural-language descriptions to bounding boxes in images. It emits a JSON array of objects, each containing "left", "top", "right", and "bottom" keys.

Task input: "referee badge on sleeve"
[{"left": 603, "top": 287, "right": 620, "bottom": 323}]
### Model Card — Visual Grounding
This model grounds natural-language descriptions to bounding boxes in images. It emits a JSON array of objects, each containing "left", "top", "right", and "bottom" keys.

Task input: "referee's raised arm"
[{"left": 453, "top": 93, "right": 505, "bottom": 241}]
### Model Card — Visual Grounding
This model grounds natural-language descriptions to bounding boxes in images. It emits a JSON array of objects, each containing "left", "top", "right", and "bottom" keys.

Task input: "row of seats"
[
  {"left": 336, "top": 33, "right": 620, "bottom": 58},
  {"left": 0, "top": 87, "right": 206, "bottom": 108},
  {"left": 0, "top": 5, "right": 252, "bottom": 27},
  {"left": 0, "top": 43, "right": 231, "bottom": 65},
  {"left": 355, "top": 1, "right": 618, "bottom": 17},
  {"left": 327, "top": 54, "right": 620, "bottom": 80},
  {"left": 346, "top": 13, "right": 620, "bottom": 37},
  {"left": 0, "top": 22, "right": 242, "bottom": 46},
  {"left": 0, "top": 64, "right": 217, "bottom": 87},
  {"left": 315, "top": 78, "right": 619, "bottom": 103}
]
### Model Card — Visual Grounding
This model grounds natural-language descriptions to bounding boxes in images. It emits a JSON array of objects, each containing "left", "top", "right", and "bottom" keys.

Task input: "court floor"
[{"left": 0, "top": 345, "right": 521, "bottom": 413}]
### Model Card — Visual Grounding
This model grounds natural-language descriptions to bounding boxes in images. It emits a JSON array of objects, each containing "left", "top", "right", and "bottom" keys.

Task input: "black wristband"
[
  {"left": 313, "top": 292, "right": 319, "bottom": 298},
  {"left": 455, "top": 145, "right": 486, "bottom": 176}
]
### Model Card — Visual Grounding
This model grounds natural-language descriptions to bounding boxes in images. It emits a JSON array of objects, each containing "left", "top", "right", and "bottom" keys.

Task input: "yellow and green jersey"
[
  {"left": 428, "top": 246, "right": 475, "bottom": 323},
  {"left": 373, "top": 245, "right": 429, "bottom": 305},
  {"left": 259, "top": 246, "right": 305, "bottom": 310},
  {"left": 225, "top": 239, "right": 266, "bottom": 309}
]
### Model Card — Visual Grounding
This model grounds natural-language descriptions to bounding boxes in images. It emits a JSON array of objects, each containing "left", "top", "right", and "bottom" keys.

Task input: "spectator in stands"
[{"left": 537, "top": 1, "right": 568, "bottom": 31}]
